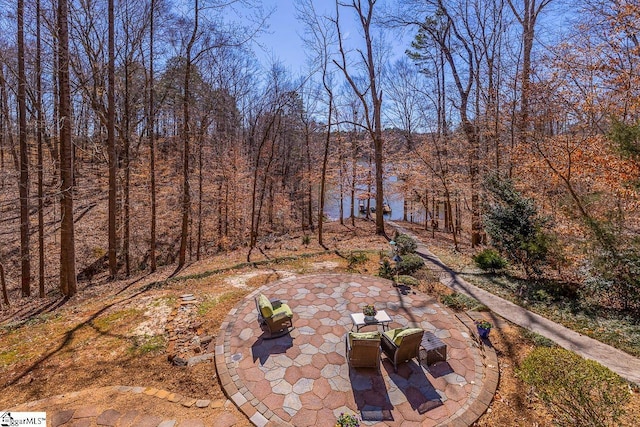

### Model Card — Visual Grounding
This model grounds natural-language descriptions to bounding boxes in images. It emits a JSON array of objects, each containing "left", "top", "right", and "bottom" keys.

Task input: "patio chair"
[
  {"left": 381, "top": 327, "right": 424, "bottom": 372},
  {"left": 346, "top": 331, "right": 381, "bottom": 371},
  {"left": 255, "top": 293, "right": 294, "bottom": 338}
]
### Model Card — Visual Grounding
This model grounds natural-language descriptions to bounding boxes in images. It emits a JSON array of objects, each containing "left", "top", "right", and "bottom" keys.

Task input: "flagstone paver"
[
  {"left": 96, "top": 408, "right": 121, "bottom": 426},
  {"left": 51, "top": 410, "right": 75, "bottom": 427},
  {"left": 216, "top": 273, "right": 498, "bottom": 426}
]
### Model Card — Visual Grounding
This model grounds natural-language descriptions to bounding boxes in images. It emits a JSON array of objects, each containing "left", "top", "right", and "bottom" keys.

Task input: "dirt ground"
[{"left": 1, "top": 219, "right": 638, "bottom": 425}]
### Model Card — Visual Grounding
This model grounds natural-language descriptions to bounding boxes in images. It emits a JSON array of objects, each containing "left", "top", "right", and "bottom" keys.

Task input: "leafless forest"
[{"left": 1, "top": 0, "right": 639, "bottom": 314}]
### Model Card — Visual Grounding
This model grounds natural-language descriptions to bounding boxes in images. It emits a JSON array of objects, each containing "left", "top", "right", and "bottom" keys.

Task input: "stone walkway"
[
  {"left": 215, "top": 273, "right": 499, "bottom": 426},
  {"left": 389, "top": 221, "right": 640, "bottom": 386}
]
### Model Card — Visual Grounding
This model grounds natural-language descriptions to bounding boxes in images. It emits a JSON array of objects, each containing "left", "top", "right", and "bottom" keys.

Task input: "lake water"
[{"left": 324, "top": 176, "right": 428, "bottom": 224}]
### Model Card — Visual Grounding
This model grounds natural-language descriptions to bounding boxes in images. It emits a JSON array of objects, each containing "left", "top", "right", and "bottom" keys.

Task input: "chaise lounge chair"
[
  {"left": 255, "top": 293, "right": 294, "bottom": 339},
  {"left": 381, "top": 327, "right": 423, "bottom": 372},
  {"left": 346, "top": 331, "right": 381, "bottom": 371}
]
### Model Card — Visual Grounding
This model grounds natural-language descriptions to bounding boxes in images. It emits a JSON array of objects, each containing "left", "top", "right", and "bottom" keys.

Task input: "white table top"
[{"left": 350, "top": 309, "right": 392, "bottom": 326}]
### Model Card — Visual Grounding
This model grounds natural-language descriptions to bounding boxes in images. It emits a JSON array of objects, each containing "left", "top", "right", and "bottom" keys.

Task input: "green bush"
[
  {"left": 396, "top": 253, "right": 425, "bottom": 275},
  {"left": 378, "top": 259, "right": 394, "bottom": 280},
  {"left": 347, "top": 251, "right": 369, "bottom": 271},
  {"left": 585, "top": 242, "right": 640, "bottom": 312},
  {"left": 301, "top": 235, "right": 311, "bottom": 246},
  {"left": 440, "top": 292, "right": 488, "bottom": 312},
  {"left": 393, "top": 233, "right": 417, "bottom": 255},
  {"left": 518, "top": 347, "right": 630, "bottom": 426},
  {"left": 521, "top": 329, "right": 556, "bottom": 348},
  {"left": 483, "top": 174, "right": 554, "bottom": 277},
  {"left": 473, "top": 248, "right": 508, "bottom": 271},
  {"left": 396, "top": 275, "right": 419, "bottom": 286}
]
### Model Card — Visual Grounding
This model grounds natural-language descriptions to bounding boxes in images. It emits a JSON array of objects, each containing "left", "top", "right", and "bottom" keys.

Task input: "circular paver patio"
[{"left": 215, "top": 273, "right": 497, "bottom": 426}]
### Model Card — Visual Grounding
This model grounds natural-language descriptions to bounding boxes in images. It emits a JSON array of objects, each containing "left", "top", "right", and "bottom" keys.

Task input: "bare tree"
[
  {"left": 507, "top": 0, "right": 554, "bottom": 162},
  {"left": 0, "top": 262, "right": 8, "bottom": 307},
  {"left": 58, "top": 0, "right": 77, "bottom": 297},
  {"left": 296, "top": 0, "right": 337, "bottom": 247},
  {"left": 333, "top": 0, "right": 386, "bottom": 236},
  {"left": 408, "top": 1, "right": 484, "bottom": 246},
  {"left": 177, "top": 0, "right": 200, "bottom": 271},
  {"left": 36, "top": 0, "right": 46, "bottom": 297},
  {"left": 148, "top": 0, "right": 157, "bottom": 272},
  {"left": 108, "top": 0, "right": 117, "bottom": 278},
  {"left": 18, "top": 0, "right": 31, "bottom": 297}
]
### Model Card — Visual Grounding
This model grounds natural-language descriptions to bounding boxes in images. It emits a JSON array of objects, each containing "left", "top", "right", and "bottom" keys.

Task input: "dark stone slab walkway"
[{"left": 215, "top": 273, "right": 499, "bottom": 426}]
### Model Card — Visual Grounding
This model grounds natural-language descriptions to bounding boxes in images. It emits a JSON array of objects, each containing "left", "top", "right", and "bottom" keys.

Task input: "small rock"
[
  {"left": 187, "top": 353, "right": 214, "bottom": 367},
  {"left": 195, "top": 399, "right": 210, "bottom": 408},
  {"left": 172, "top": 357, "right": 188, "bottom": 367},
  {"left": 181, "top": 398, "right": 197, "bottom": 408},
  {"left": 143, "top": 387, "right": 158, "bottom": 396},
  {"left": 210, "top": 400, "right": 224, "bottom": 409},
  {"left": 168, "top": 393, "right": 183, "bottom": 403},
  {"left": 156, "top": 389, "right": 170, "bottom": 399}
]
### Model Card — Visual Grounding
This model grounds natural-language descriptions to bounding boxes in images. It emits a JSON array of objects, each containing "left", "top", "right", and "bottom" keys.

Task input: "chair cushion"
[
  {"left": 272, "top": 303, "right": 293, "bottom": 318},
  {"left": 383, "top": 328, "right": 401, "bottom": 344},
  {"left": 393, "top": 328, "right": 423, "bottom": 346},
  {"left": 257, "top": 294, "right": 273, "bottom": 317},
  {"left": 349, "top": 331, "right": 380, "bottom": 347}
]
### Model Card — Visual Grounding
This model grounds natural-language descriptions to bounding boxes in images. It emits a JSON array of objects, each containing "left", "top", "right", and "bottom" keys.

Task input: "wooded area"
[{"left": 0, "top": 0, "right": 638, "bottom": 313}]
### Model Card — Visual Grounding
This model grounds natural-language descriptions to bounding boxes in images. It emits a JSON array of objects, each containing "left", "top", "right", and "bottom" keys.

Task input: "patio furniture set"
[{"left": 256, "top": 294, "right": 447, "bottom": 373}]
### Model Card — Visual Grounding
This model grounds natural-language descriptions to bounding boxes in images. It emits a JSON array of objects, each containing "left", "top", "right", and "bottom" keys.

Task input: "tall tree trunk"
[
  {"left": 58, "top": 0, "right": 77, "bottom": 297},
  {"left": 108, "top": 0, "right": 117, "bottom": 278},
  {"left": 36, "top": 0, "right": 45, "bottom": 297},
  {"left": 197, "top": 127, "right": 203, "bottom": 261},
  {"left": 520, "top": 1, "right": 533, "bottom": 148},
  {"left": 0, "top": 72, "right": 4, "bottom": 171},
  {"left": 18, "top": 0, "right": 31, "bottom": 297},
  {"left": 350, "top": 120, "right": 357, "bottom": 227},
  {"left": 178, "top": 0, "right": 199, "bottom": 270},
  {"left": 507, "top": 0, "right": 553, "bottom": 166},
  {"left": 149, "top": 0, "right": 157, "bottom": 272},
  {"left": 304, "top": 129, "right": 314, "bottom": 231},
  {"left": 318, "top": 96, "right": 332, "bottom": 247},
  {"left": 0, "top": 263, "right": 8, "bottom": 306},
  {"left": 0, "top": 66, "right": 19, "bottom": 173},
  {"left": 338, "top": 149, "right": 344, "bottom": 225},
  {"left": 52, "top": 31, "right": 59, "bottom": 171},
  {"left": 123, "top": 22, "right": 131, "bottom": 277}
]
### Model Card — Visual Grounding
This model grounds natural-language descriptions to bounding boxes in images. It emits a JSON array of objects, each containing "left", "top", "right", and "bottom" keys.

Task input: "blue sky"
[
  {"left": 255, "top": 0, "right": 412, "bottom": 74},
  {"left": 257, "top": 0, "right": 325, "bottom": 74}
]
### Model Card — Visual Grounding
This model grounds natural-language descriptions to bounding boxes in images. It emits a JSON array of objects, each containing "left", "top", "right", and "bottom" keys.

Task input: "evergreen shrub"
[{"left": 518, "top": 347, "right": 630, "bottom": 427}]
